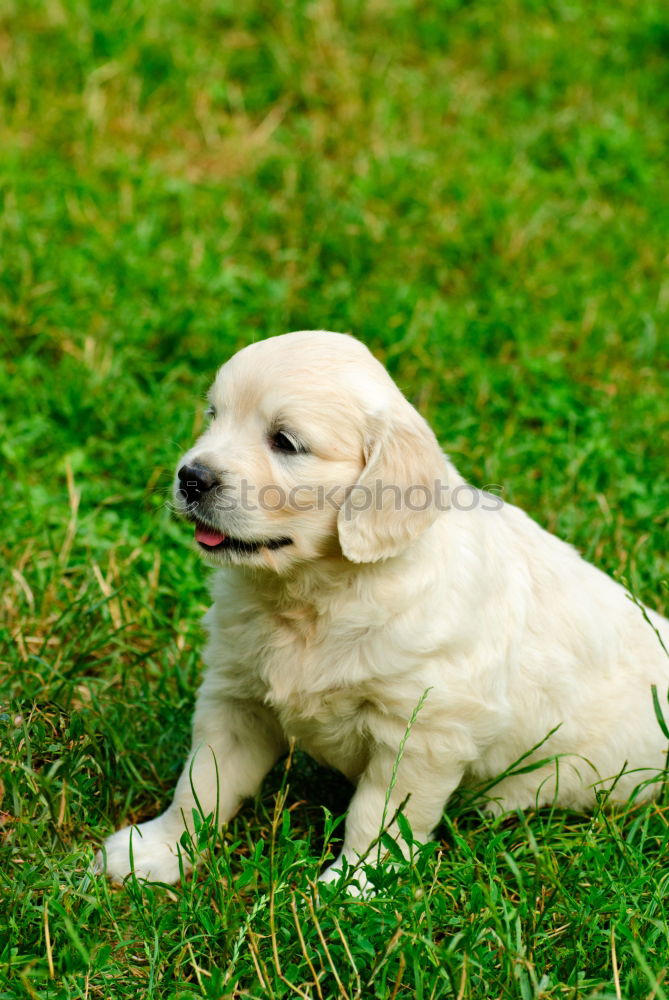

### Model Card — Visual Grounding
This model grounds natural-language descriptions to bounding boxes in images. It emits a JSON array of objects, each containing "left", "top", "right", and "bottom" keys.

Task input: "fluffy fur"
[{"left": 98, "top": 330, "right": 669, "bottom": 890}]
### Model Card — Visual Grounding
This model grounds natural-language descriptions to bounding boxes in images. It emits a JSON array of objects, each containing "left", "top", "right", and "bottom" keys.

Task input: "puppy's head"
[{"left": 173, "top": 331, "right": 446, "bottom": 571}]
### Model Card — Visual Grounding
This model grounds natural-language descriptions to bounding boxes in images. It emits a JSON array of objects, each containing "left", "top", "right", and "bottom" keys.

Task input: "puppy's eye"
[
  {"left": 271, "top": 430, "right": 304, "bottom": 454},
  {"left": 205, "top": 405, "right": 216, "bottom": 419}
]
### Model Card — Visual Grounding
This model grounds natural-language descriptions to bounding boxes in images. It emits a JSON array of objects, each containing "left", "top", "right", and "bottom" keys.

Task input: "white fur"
[{"left": 98, "top": 331, "right": 669, "bottom": 890}]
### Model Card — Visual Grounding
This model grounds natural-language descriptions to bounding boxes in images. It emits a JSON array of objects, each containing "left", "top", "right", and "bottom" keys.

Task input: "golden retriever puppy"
[{"left": 98, "top": 330, "right": 669, "bottom": 890}]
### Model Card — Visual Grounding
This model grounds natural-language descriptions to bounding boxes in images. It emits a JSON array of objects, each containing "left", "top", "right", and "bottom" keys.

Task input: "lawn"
[{"left": 1, "top": 0, "right": 669, "bottom": 997}]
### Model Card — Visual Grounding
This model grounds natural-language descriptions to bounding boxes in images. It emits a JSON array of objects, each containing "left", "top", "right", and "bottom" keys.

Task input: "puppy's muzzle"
[{"left": 177, "top": 462, "right": 220, "bottom": 507}]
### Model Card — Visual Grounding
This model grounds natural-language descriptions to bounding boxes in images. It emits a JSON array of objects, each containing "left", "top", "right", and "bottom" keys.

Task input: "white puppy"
[{"left": 99, "top": 330, "right": 669, "bottom": 889}]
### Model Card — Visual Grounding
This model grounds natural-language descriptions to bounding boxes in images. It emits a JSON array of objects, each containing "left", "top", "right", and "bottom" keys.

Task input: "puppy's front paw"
[
  {"left": 319, "top": 856, "right": 374, "bottom": 898},
  {"left": 94, "top": 817, "right": 191, "bottom": 885}
]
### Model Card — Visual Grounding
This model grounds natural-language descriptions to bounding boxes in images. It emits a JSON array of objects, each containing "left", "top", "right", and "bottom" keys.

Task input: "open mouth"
[{"left": 193, "top": 521, "right": 293, "bottom": 555}]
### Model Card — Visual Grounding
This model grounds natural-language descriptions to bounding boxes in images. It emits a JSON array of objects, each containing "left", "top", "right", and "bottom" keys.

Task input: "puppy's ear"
[{"left": 337, "top": 403, "right": 447, "bottom": 563}]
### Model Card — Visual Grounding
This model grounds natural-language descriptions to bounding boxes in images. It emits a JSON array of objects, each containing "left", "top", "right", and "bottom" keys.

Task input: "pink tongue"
[{"left": 195, "top": 525, "right": 226, "bottom": 546}]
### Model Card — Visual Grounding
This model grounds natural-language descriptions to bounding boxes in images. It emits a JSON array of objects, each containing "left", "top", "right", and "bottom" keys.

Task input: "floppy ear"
[{"left": 337, "top": 403, "right": 447, "bottom": 563}]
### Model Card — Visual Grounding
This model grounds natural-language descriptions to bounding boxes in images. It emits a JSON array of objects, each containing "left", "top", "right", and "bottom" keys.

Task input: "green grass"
[{"left": 1, "top": 0, "right": 669, "bottom": 996}]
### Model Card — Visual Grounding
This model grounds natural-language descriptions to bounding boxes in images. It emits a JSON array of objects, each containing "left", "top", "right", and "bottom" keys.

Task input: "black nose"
[{"left": 177, "top": 463, "right": 219, "bottom": 506}]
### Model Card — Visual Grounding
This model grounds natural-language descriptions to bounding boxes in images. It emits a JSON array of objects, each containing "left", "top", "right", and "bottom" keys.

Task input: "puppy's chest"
[
  {"left": 257, "top": 609, "right": 380, "bottom": 777},
  {"left": 274, "top": 686, "right": 371, "bottom": 779}
]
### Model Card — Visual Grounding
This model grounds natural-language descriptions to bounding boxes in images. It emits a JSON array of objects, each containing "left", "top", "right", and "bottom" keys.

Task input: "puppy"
[{"left": 98, "top": 330, "right": 669, "bottom": 889}]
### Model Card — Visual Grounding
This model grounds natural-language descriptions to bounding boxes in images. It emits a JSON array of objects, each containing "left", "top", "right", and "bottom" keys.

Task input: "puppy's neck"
[{"left": 245, "top": 555, "right": 364, "bottom": 615}]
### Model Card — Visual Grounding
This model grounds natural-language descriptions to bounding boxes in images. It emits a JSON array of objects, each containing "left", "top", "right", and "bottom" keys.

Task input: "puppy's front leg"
[
  {"left": 320, "top": 745, "right": 463, "bottom": 894},
  {"left": 97, "top": 697, "right": 286, "bottom": 884}
]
